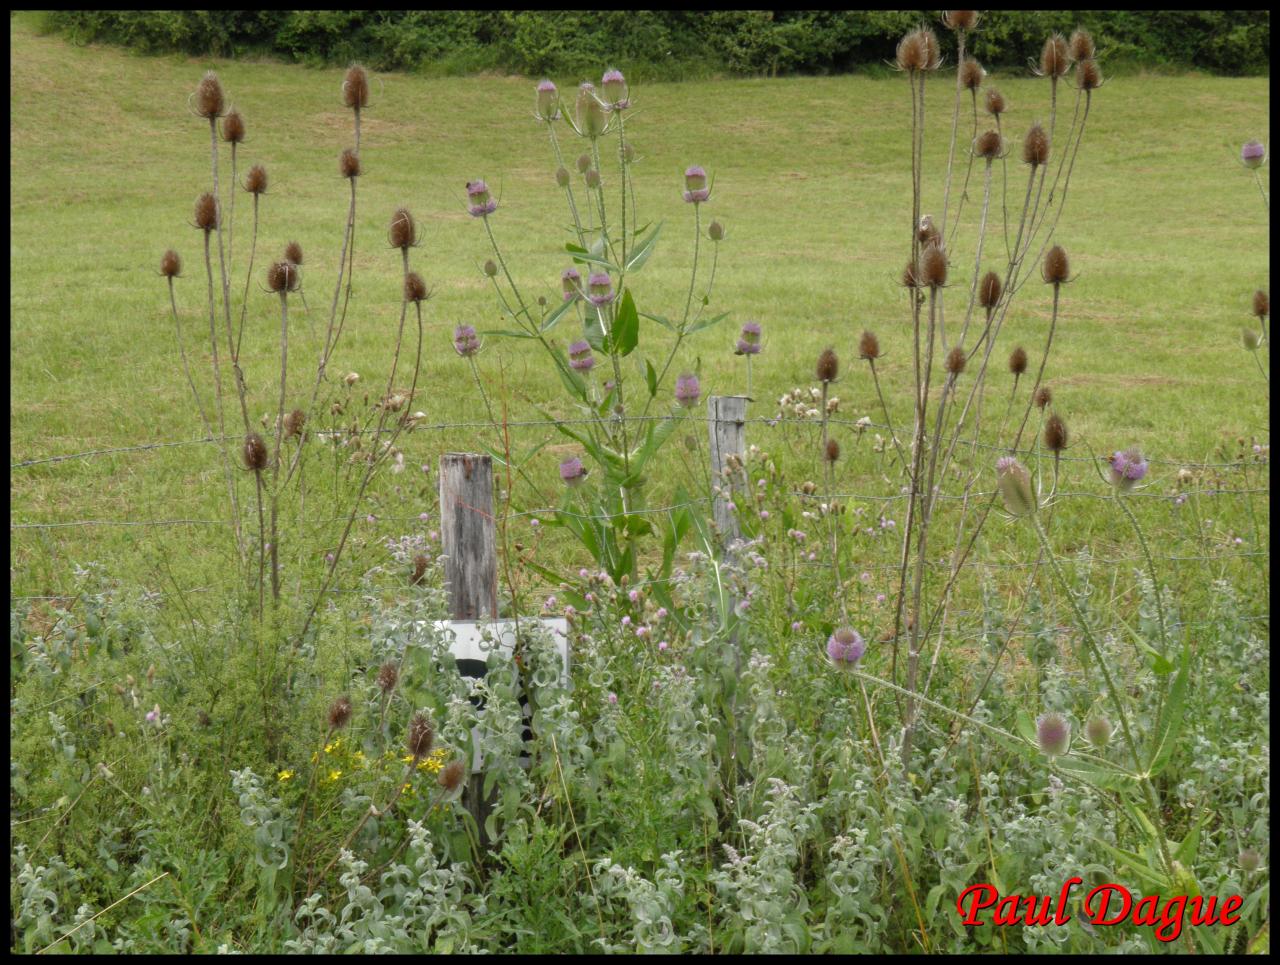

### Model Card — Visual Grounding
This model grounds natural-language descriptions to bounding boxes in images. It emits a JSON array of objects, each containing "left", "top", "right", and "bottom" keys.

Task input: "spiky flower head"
[
  {"left": 735, "top": 320, "right": 762, "bottom": 356},
  {"left": 195, "top": 71, "right": 225, "bottom": 119},
  {"left": 975, "top": 129, "right": 1003, "bottom": 159},
  {"left": 343, "top": 65, "right": 370, "bottom": 110},
  {"left": 466, "top": 179, "right": 497, "bottom": 217},
  {"left": 561, "top": 267, "right": 582, "bottom": 302},
  {"left": 267, "top": 260, "right": 299, "bottom": 293},
  {"left": 601, "top": 67, "right": 629, "bottom": 109},
  {"left": 1069, "top": 28, "right": 1095, "bottom": 62},
  {"left": 1239, "top": 848, "right": 1262, "bottom": 873},
  {"left": 1036, "top": 711, "right": 1071, "bottom": 756},
  {"left": 945, "top": 346, "right": 967, "bottom": 376},
  {"left": 902, "top": 260, "right": 922, "bottom": 289},
  {"left": 389, "top": 207, "right": 417, "bottom": 250},
  {"left": 243, "top": 432, "right": 268, "bottom": 472},
  {"left": 1009, "top": 345, "right": 1028, "bottom": 375},
  {"left": 453, "top": 324, "right": 481, "bottom": 358},
  {"left": 404, "top": 271, "right": 428, "bottom": 303},
  {"left": 1042, "top": 245, "right": 1070, "bottom": 285},
  {"left": 339, "top": 148, "right": 361, "bottom": 179},
  {"left": 1241, "top": 140, "right": 1267, "bottom": 170},
  {"left": 284, "top": 408, "right": 306, "bottom": 438},
  {"left": 555, "top": 165, "right": 570, "bottom": 187},
  {"left": 959, "top": 57, "right": 985, "bottom": 91},
  {"left": 859, "top": 330, "right": 882, "bottom": 360},
  {"left": 587, "top": 272, "right": 614, "bottom": 306},
  {"left": 1023, "top": 123, "right": 1050, "bottom": 167},
  {"left": 482, "top": 259, "right": 498, "bottom": 278},
  {"left": 559, "top": 456, "right": 587, "bottom": 486},
  {"left": 996, "top": 456, "right": 1036, "bottom": 516},
  {"left": 244, "top": 164, "right": 269, "bottom": 194},
  {"left": 917, "top": 214, "right": 939, "bottom": 246},
  {"left": 376, "top": 662, "right": 398, "bottom": 694},
  {"left": 1253, "top": 290, "right": 1269, "bottom": 319},
  {"left": 328, "top": 695, "right": 353, "bottom": 730},
  {"left": 826, "top": 627, "right": 866, "bottom": 671},
  {"left": 194, "top": 192, "right": 218, "bottom": 231},
  {"left": 1075, "top": 59, "right": 1102, "bottom": 91},
  {"left": 411, "top": 554, "right": 428, "bottom": 585},
  {"left": 282, "top": 241, "right": 303, "bottom": 266},
  {"left": 922, "top": 242, "right": 948, "bottom": 288},
  {"left": 1039, "top": 35, "right": 1070, "bottom": 78},
  {"left": 568, "top": 339, "right": 595, "bottom": 371},
  {"left": 575, "top": 82, "right": 608, "bottom": 138},
  {"left": 817, "top": 347, "right": 839, "bottom": 383},
  {"left": 1044, "top": 413, "right": 1068, "bottom": 452},
  {"left": 583, "top": 168, "right": 601, "bottom": 189},
  {"left": 535, "top": 79, "right": 560, "bottom": 121},
  {"left": 1109, "top": 447, "right": 1148, "bottom": 490},
  {"left": 1034, "top": 386, "right": 1052, "bottom": 409},
  {"left": 683, "top": 165, "right": 710, "bottom": 204},
  {"left": 222, "top": 109, "right": 245, "bottom": 144},
  {"left": 675, "top": 373, "right": 701, "bottom": 408},
  {"left": 406, "top": 711, "right": 434, "bottom": 759},
  {"left": 439, "top": 758, "right": 467, "bottom": 793},
  {"left": 1242, "top": 326, "right": 1262, "bottom": 351},
  {"left": 984, "top": 87, "right": 1006, "bottom": 116},
  {"left": 824, "top": 437, "right": 840, "bottom": 462},
  {"left": 576, "top": 153, "right": 592, "bottom": 174},
  {"left": 943, "top": 10, "right": 979, "bottom": 31},
  {"left": 1084, "top": 714, "right": 1112, "bottom": 748},
  {"left": 896, "top": 28, "right": 941, "bottom": 72},
  {"left": 160, "top": 249, "right": 182, "bottom": 278},
  {"left": 980, "top": 271, "right": 1003, "bottom": 313},
  {"left": 708, "top": 220, "right": 725, "bottom": 241}
]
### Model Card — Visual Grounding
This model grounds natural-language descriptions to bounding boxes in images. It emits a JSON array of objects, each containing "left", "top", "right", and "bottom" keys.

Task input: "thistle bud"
[
  {"left": 1035, "top": 711, "right": 1071, "bottom": 756},
  {"left": 996, "top": 456, "right": 1036, "bottom": 516},
  {"left": 466, "top": 179, "right": 497, "bottom": 217},
  {"left": 561, "top": 266, "right": 582, "bottom": 302},
  {"left": 576, "top": 153, "right": 592, "bottom": 174},
  {"left": 576, "top": 82, "right": 608, "bottom": 138},
  {"left": 587, "top": 272, "right": 614, "bottom": 306},
  {"left": 568, "top": 339, "right": 595, "bottom": 371},
  {"left": 1241, "top": 140, "right": 1267, "bottom": 170},
  {"left": 343, "top": 65, "right": 370, "bottom": 110},
  {"left": 959, "top": 57, "right": 985, "bottom": 91},
  {"left": 160, "top": 249, "right": 182, "bottom": 278},
  {"left": 194, "top": 192, "right": 218, "bottom": 231},
  {"left": 195, "top": 71, "right": 224, "bottom": 119},
  {"left": 327, "top": 695, "right": 353, "bottom": 730},
  {"left": 1034, "top": 386, "right": 1052, "bottom": 409},
  {"left": 583, "top": 168, "right": 601, "bottom": 189},
  {"left": 675, "top": 373, "right": 701, "bottom": 408},
  {"left": 1044, "top": 413, "right": 1068, "bottom": 452},
  {"left": 824, "top": 438, "right": 840, "bottom": 462},
  {"left": 1009, "top": 345, "right": 1028, "bottom": 376},
  {"left": 1108, "top": 447, "right": 1149, "bottom": 490},
  {"left": 376, "top": 662, "right": 398, "bottom": 694},
  {"left": 1242, "top": 326, "right": 1262, "bottom": 350},
  {"left": 406, "top": 711, "right": 434, "bottom": 759},
  {"left": 922, "top": 242, "right": 948, "bottom": 288},
  {"left": 1069, "top": 28, "right": 1095, "bottom": 62},
  {"left": 1239, "top": 848, "right": 1262, "bottom": 873},
  {"left": 826, "top": 627, "right": 866, "bottom": 671},
  {"left": 1039, "top": 35, "right": 1070, "bottom": 78},
  {"left": 708, "top": 220, "right": 725, "bottom": 241},
  {"left": 438, "top": 759, "right": 467, "bottom": 798},
  {"left": 222, "top": 109, "right": 245, "bottom": 144},
  {"left": 683, "top": 165, "right": 710, "bottom": 204},
  {"left": 980, "top": 271, "right": 1002, "bottom": 312},
  {"left": 816, "top": 347, "right": 839, "bottom": 383},
  {"left": 339, "top": 148, "right": 361, "bottom": 179},
  {"left": 453, "top": 324, "right": 481, "bottom": 358},
  {"left": 1023, "top": 123, "right": 1050, "bottom": 167},
  {"left": 559, "top": 456, "right": 587, "bottom": 487},
  {"left": 984, "top": 87, "right": 1006, "bottom": 116},
  {"left": 266, "top": 260, "right": 299, "bottom": 293},
  {"left": 945, "top": 346, "right": 966, "bottom": 376},
  {"left": 601, "top": 67, "right": 629, "bottom": 109},
  {"left": 622, "top": 142, "right": 636, "bottom": 162},
  {"left": 1084, "top": 714, "right": 1112, "bottom": 748},
  {"left": 1042, "top": 245, "right": 1070, "bottom": 285},
  {"left": 735, "top": 320, "right": 762, "bottom": 355},
  {"left": 388, "top": 207, "right": 416, "bottom": 250},
  {"left": 535, "top": 79, "right": 559, "bottom": 121},
  {"left": 859, "top": 330, "right": 882, "bottom": 360},
  {"left": 244, "top": 164, "right": 268, "bottom": 194},
  {"left": 1253, "top": 290, "right": 1269, "bottom": 319},
  {"left": 555, "top": 166, "right": 570, "bottom": 187},
  {"left": 243, "top": 432, "right": 268, "bottom": 472},
  {"left": 404, "top": 271, "right": 428, "bottom": 303}
]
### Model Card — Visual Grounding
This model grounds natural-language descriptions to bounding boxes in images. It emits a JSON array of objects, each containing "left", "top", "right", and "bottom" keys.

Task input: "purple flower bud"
[
  {"left": 559, "top": 456, "right": 587, "bottom": 486},
  {"left": 658, "top": 640, "right": 668, "bottom": 651},
  {"left": 466, "top": 179, "right": 497, "bottom": 218},
  {"left": 568, "top": 339, "right": 595, "bottom": 371},
  {"left": 602, "top": 68, "right": 629, "bottom": 109},
  {"left": 562, "top": 267, "right": 582, "bottom": 302},
  {"left": 683, "top": 165, "right": 709, "bottom": 204},
  {"left": 826, "top": 627, "right": 866, "bottom": 671},
  {"left": 628, "top": 589, "right": 640, "bottom": 603},
  {"left": 734, "top": 320, "right": 762, "bottom": 355},
  {"left": 995, "top": 456, "right": 1036, "bottom": 516},
  {"left": 1109, "top": 447, "right": 1149, "bottom": 490},
  {"left": 675, "top": 372, "right": 701, "bottom": 408},
  {"left": 1241, "top": 139, "right": 1267, "bottom": 170},
  {"left": 1036, "top": 711, "right": 1071, "bottom": 757},
  {"left": 453, "top": 324, "right": 481, "bottom": 357},
  {"left": 536, "top": 79, "right": 560, "bottom": 121},
  {"left": 607, "top": 692, "right": 617, "bottom": 705},
  {"left": 587, "top": 272, "right": 614, "bottom": 306}
]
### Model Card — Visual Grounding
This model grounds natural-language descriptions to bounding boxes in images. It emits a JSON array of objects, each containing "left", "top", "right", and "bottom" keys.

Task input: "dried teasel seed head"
[
  {"left": 980, "top": 270, "right": 1003, "bottom": 310},
  {"left": 411, "top": 554, "right": 428, "bottom": 585},
  {"left": 1069, "top": 28, "right": 1095, "bottom": 62},
  {"left": 1076, "top": 59, "right": 1102, "bottom": 93},
  {"left": 921, "top": 242, "right": 948, "bottom": 288},
  {"left": 1042, "top": 245, "right": 1070, "bottom": 285},
  {"left": 389, "top": 207, "right": 416, "bottom": 250},
  {"left": 1022, "top": 123, "right": 1050, "bottom": 167},
  {"left": 896, "top": 29, "right": 939, "bottom": 72},
  {"left": 328, "top": 695, "right": 353, "bottom": 730},
  {"left": 284, "top": 408, "right": 306, "bottom": 438},
  {"left": 284, "top": 241, "right": 303, "bottom": 266},
  {"left": 243, "top": 432, "right": 268, "bottom": 471},
  {"left": 244, "top": 164, "right": 268, "bottom": 194},
  {"left": 902, "top": 260, "right": 922, "bottom": 289},
  {"left": 824, "top": 437, "right": 840, "bottom": 463},
  {"left": 266, "top": 260, "right": 299, "bottom": 293},
  {"left": 959, "top": 57, "right": 985, "bottom": 91},
  {"left": 1034, "top": 386, "right": 1053, "bottom": 410},
  {"left": 984, "top": 87, "right": 1006, "bottom": 116},
  {"left": 945, "top": 346, "right": 967, "bottom": 376},
  {"left": 1044, "top": 413, "right": 1068, "bottom": 452},
  {"left": 816, "top": 347, "right": 839, "bottom": 383},
  {"left": 943, "top": 10, "right": 979, "bottom": 31},
  {"left": 438, "top": 758, "right": 467, "bottom": 793},
  {"left": 339, "top": 148, "right": 361, "bottom": 179},
  {"left": 1039, "top": 34, "right": 1070, "bottom": 78},
  {"left": 195, "top": 71, "right": 224, "bottom": 119},
  {"left": 1254, "top": 290, "right": 1270, "bottom": 319},
  {"left": 160, "top": 249, "right": 182, "bottom": 278},
  {"left": 917, "top": 214, "right": 938, "bottom": 246},
  {"left": 919, "top": 29, "right": 941, "bottom": 69},
  {"left": 859, "top": 330, "right": 882, "bottom": 361},
  {"left": 404, "top": 271, "right": 428, "bottom": 303},
  {"left": 406, "top": 711, "right": 434, "bottom": 759},
  {"left": 1009, "top": 345, "right": 1028, "bottom": 376},
  {"left": 376, "top": 662, "right": 398, "bottom": 694},
  {"left": 343, "top": 64, "right": 370, "bottom": 109},
  {"left": 194, "top": 192, "right": 218, "bottom": 231},
  {"left": 975, "top": 129, "right": 1002, "bottom": 159},
  {"left": 222, "top": 109, "right": 245, "bottom": 143}
]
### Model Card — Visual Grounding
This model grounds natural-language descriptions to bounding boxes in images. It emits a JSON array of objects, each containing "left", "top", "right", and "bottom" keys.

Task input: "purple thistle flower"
[
  {"left": 1109, "top": 447, "right": 1149, "bottom": 491},
  {"left": 826, "top": 627, "right": 866, "bottom": 671},
  {"left": 683, "top": 164, "right": 710, "bottom": 204},
  {"left": 466, "top": 179, "right": 498, "bottom": 218},
  {"left": 601, "top": 68, "right": 629, "bottom": 109},
  {"left": 734, "top": 320, "right": 762, "bottom": 355},
  {"left": 1241, "top": 139, "right": 1267, "bottom": 170},
  {"left": 1036, "top": 711, "right": 1071, "bottom": 757},
  {"left": 559, "top": 456, "right": 587, "bottom": 486},
  {"left": 561, "top": 266, "right": 582, "bottom": 302},
  {"left": 536, "top": 79, "right": 560, "bottom": 121},
  {"left": 587, "top": 272, "right": 614, "bottom": 306},
  {"left": 675, "top": 372, "right": 701, "bottom": 408},
  {"left": 568, "top": 339, "right": 595, "bottom": 371},
  {"left": 453, "top": 324, "right": 481, "bottom": 357}
]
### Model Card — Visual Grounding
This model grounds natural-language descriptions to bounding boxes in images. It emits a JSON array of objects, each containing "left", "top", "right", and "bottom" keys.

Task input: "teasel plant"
[{"left": 866, "top": 14, "right": 1103, "bottom": 767}]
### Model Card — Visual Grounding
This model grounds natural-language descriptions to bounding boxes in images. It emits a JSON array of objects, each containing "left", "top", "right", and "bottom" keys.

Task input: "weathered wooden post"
[{"left": 707, "top": 396, "right": 749, "bottom": 551}]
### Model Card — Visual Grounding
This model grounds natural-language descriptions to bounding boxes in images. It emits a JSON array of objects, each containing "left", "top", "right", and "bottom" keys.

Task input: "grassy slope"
[{"left": 9, "top": 17, "right": 1270, "bottom": 598}]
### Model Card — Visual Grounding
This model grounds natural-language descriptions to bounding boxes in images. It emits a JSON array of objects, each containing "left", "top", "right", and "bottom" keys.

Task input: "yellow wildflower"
[
  {"left": 327, "top": 768, "right": 342, "bottom": 783},
  {"left": 277, "top": 769, "right": 294, "bottom": 782}
]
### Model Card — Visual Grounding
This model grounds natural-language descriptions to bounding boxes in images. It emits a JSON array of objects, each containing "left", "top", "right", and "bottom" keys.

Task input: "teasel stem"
[
  {"left": 589, "top": 138, "right": 617, "bottom": 264},
  {"left": 167, "top": 276, "right": 215, "bottom": 446},
  {"left": 890, "top": 286, "right": 923, "bottom": 712},
  {"left": 547, "top": 124, "right": 586, "bottom": 247},
  {"left": 1011, "top": 285, "right": 1060, "bottom": 446},
  {"left": 202, "top": 230, "right": 245, "bottom": 564},
  {"left": 228, "top": 142, "right": 237, "bottom": 267},
  {"left": 209, "top": 118, "right": 248, "bottom": 434},
  {"left": 868, "top": 358, "right": 908, "bottom": 468},
  {"left": 820, "top": 381, "right": 842, "bottom": 609},
  {"left": 270, "top": 290, "right": 289, "bottom": 603},
  {"left": 939, "top": 28, "right": 967, "bottom": 241},
  {"left": 998, "top": 115, "right": 1012, "bottom": 261},
  {"left": 312, "top": 173, "right": 357, "bottom": 409},
  {"left": 314, "top": 758, "right": 415, "bottom": 889},
  {"left": 235, "top": 193, "right": 261, "bottom": 361},
  {"left": 957, "top": 160, "right": 994, "bottom": 349},
  {"left": 946, "top": 89, "right": 981, "bottom": 252},
  {"left": 483, "top": 215, "right": 536, "bottom": 327},
  {"left": 254, "top": 466, "right": 266, "bottom": 618},
  {"left": 1254, "top": 169, "right": 1270, "bottom": 215},
  {"left": 617, "top": 110, "right": 629, "bottom": 264},
  {"left": 1113, "top": 489, "right": 1170, "bottom": 655},
  {"left": 1017, "top": 95, "right": 1092, "bottom": 295}
]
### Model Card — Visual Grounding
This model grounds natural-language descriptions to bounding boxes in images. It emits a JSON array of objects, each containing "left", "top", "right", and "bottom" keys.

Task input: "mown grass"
[{"left": 9, "top": 15, "right": 1269, "bottom": 603}]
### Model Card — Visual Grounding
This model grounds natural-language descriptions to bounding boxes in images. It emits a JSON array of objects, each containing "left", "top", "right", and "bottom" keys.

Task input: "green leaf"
[
  {"left": 610, "top": 289, "right": 640, "bottom": 357},
  {"left": 539, "top": 296, "right": 577, "bottom": 334},
  {"left": 685, "top": 310, "right": 730, "bottom": 335},
  {"left": 482, "top": 328, "right": 536, "bottom": 339},
  {"left": 644, "top": 358, "right": 659, "bottom": 399},
  {"left": 641, "top": 312, "right": 677, "bottom": 332},
  {"left": 1147, "top": 643, "right": 1190, "bottom": 777},
  {"left": 625, "top": 221, "right": 663, "bottom": 272}
]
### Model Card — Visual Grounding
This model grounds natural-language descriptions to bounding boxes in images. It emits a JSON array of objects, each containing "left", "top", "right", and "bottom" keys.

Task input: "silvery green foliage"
[
  {"left": 711, "top": 777, "right": 820, "bottom": 953},
  {"left": 13, "top": 844, "right": 70, "bottom": 952},
  {"left": 286, "top": 823, "right": 476, "bottom": 953},
  {"left": 229, "top": 767, "right": 289, "bottom": 870},
  {"left": 821, "top": 832, "right": 889, "bottom": 951},
  {"left": 655, "top": 660, "right": 714, "bottom": 791},
  {"left": 742, "top": 651, "right": 787, "bottom": 775},
  {"left": 592, "top": 850, "right": 691, "bottom": 953},
  {"left": 48, "top": 710, "right": 76, "bottom": 761}
]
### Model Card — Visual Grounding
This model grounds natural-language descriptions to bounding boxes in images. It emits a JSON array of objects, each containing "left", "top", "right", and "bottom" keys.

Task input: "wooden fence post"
[
  {"left": 707, "top": 395, "right": 749, "bottom": 552},
  {"left": 438, "top": 452, "right": 497, "bottom": 840}
]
